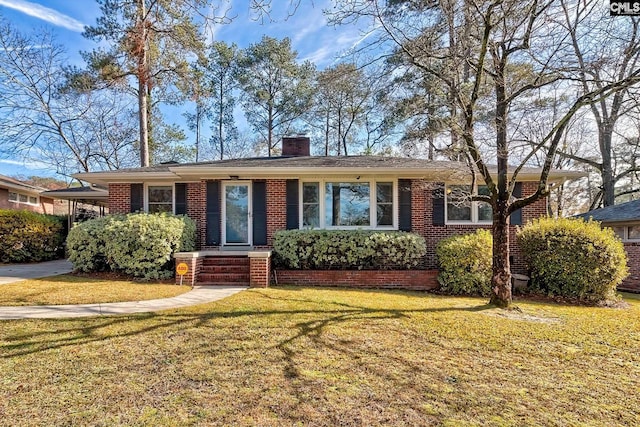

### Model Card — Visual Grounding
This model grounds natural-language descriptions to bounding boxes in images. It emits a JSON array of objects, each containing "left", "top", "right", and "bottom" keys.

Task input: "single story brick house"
[
  {"left": 74, "top": 137, "right": 583, "bottom": 288},
  {"left": 575, "top": 199, "right": 640, "bottom": 292},
  {"left": 0, "top": 174, "right": 66, "bottom": 215}
]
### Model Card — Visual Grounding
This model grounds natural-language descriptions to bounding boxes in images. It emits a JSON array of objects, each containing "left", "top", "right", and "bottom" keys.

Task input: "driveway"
[{"left": 0, "top": 259, "right": 73, "bottom": 285}]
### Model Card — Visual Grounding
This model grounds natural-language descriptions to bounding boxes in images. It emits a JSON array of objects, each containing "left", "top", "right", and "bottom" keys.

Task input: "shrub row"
[
  {"left": 0, "top": 209, "right": 66, "bottom": 263},
  {"left": 435, "top": 218, "right": 628, "bottom": 302},
  {"left": 273, "top": 229, "right": 426, "bottom": 270},
  {"left": 66, "top": 213, "right": 195, "bottom": 279}
]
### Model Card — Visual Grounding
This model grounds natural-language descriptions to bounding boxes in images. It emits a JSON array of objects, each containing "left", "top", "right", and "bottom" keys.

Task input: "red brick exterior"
[
  {"left": 108, "top": 183, "right": 131, "bottom": 214},
  {"left": 174, "top": 255, "right": 203, "bottom": 286},
  {"left": 266, "top": 179, "right": 287, "bottom": 246},
  {"left": 187, "top": 182, "right": 207, "bottom": 248},
  {"left": 276, "top": 269, "right": 439, "bottom": 290},
  {"left": 249, "top": 255, "right": 271, "bottom": 288},
  {"left": 621, "top": 242, "right": 640, "bottom": 292},
  {"left": 414, "top": 180, "right": 546, "bottom": 274}
]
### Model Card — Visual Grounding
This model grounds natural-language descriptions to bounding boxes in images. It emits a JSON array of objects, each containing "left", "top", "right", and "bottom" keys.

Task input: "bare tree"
[
  {"left": 0, "top": 20, "right": 137, "bottom": 178},
  {"left": 558, "top": 0, "right": 640, "bottom": 206},
  {"left": 330, "top": 0, "right": 640, "bottom": 307}
]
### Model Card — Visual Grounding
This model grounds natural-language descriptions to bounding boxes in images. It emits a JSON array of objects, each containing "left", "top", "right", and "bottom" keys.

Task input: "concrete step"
[
  {"left": 201, "top": 256, "right": 250, "bottom": 266},
  {"left": 197, "top": 273, "right": 250, "bottom": 283},
  {"left": 200, "top": 265, "right": 250, "bottom": 274}
]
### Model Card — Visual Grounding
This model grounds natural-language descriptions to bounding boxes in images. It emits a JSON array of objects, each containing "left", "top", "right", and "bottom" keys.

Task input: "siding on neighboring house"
[{"left": 0, "top": 188, "right": 65, "bottom": 215}]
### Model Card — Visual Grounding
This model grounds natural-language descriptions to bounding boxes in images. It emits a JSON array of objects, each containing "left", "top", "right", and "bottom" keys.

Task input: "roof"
[
  {"left": 0, "top": 174, "right": 47, "bottom": 195},
  {"left": 574, "top": 199, "right": 640, "bottom": 223},
  {"left": 40, "top": 186, "right": 109, "bottom": 207},
  {"left": 74, "top": 155, "right": 586, "bottom": 186}
]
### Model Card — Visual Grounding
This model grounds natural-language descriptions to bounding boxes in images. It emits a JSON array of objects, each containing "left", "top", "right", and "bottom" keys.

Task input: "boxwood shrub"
[
  {"left": 67, "top": 213, "right": 196, "bottom": 279},
  {"left": 0, "top": 209, "right": 66, "bottom": 263},
  {"left": 436, "top": 229, "right": 493, "bottom": 296},
  {"left": 273, "top": 230, "right": 426, "bottom": 270},
  {"left": 517, "top": 217, "right": 628, "bottom": 302}
]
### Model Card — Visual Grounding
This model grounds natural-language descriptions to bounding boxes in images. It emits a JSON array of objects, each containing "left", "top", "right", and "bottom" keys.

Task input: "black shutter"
[
  {"left": 286, "top": 179, "right": 299, "bottom": 230},
  {"left": 175, "top": 183, "right": 187, "bottom": 215},
  {"left": 130, "top": 183, "right": 143, "bottom": 213},
  {"left": 432, "top": 183, "right": 445, "bottom": 226},
  {"left": 510, "top": 182, "right": 523, "bottom": 226},
  {"left": 252, "top": 180, "right": 267, "bottom": 245},
  {"left": 206, "top": 181, "right": 221, "bottom": 246},
  {"left": 398, "top": 179, "right": 412, "bottom": 231}
]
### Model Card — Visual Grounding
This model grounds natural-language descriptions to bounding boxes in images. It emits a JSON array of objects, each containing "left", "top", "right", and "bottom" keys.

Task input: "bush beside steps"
[{"left": 66, "top": 213, "right": 196, "bottom": 280}]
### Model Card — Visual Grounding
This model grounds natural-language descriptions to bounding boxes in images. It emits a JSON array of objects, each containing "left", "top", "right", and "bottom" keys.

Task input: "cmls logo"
[{"left": 611, "top": 1, "right": 640, "bottom": 15}]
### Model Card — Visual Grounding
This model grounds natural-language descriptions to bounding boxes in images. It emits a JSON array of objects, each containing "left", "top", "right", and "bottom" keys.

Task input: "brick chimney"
[{"left": 282, "top": 136, "right": 310, "bottom": 157}]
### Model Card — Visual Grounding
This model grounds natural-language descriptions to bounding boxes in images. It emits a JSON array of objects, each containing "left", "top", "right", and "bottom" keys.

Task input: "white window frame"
[
  {"left": 144, "top": 183, "right": 175, "bottom": 214},
  {"left": 299, "top": 178, "right": 398, "bottom": 230},
  {"left": 8, "top": 191, "right": 39, "bottom": 206},
  {"left": 611, "top": 224, "right": 640, "bottom": 242},
  {"left": 445, "top": 184, "right": 493, "bottom": 225}
]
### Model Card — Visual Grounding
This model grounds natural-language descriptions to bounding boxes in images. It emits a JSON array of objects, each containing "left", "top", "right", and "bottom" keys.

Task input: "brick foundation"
[
  {"left": 275, "top": 269, "right": 439, "bottom": 291},
  {"left": 249, "top": 251, "right": 271, "bottom": 288},
  {"left": 173, "top": 254, "right": 203, "bottom": 286}
]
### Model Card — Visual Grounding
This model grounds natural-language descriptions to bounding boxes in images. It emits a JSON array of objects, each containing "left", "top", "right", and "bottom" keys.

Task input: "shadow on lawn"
[{"left": 0, "top": 289, "right": 493, "bottom": 360}]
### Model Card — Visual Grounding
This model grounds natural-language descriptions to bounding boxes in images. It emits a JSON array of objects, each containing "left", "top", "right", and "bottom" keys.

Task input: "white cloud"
[
  {"left": 0, "top": 0, "right": 85, "bottom": 32},
  {"left": 0, "top": 157, "right": 50, "bottom": 171}
]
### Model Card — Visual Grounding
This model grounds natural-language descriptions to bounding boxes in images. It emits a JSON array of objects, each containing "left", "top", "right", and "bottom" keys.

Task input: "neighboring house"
[
  {"left": 75, "top": 137, "right": 583, "bottom": 287},
  {"left": 575, "top": 199, "right": 640, "bottom": 292},
  {"left": 0, "top": 174, "right": 66, "bottom": 215}
]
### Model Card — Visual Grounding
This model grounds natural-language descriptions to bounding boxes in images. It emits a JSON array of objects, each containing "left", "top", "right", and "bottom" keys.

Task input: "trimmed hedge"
[
  {"left": 436, "top": 229, "right": 493, "bottom": 296},
  {"left": 517, "top": 217, "right": 628, "bottom": 302},
  {"left": 67, "top": 213, "right": 196, "bottom": 279},
  {"left": 273, "top": 230, "right": 426, "bottom": 270},
  {"left": 0, "top": 210, "right": 66, "bottom": 263}
]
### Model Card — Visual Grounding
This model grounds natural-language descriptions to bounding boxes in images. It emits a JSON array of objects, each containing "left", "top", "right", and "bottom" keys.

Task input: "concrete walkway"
[
  {"left": 0, "top": 259, "right": 73, "bottom": 285},
  {"left": 0, "top": 286, "right": 247, "bottom": 320}
]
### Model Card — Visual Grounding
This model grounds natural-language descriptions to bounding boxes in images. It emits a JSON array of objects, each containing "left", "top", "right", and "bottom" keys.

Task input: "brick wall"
[
  {"left": 266, "top": 179, "right": 287, "bottom": 246},
  {"left": 108, "top": 183, "right": 131, "bottom": 214},
  {"left": 621, "top": 242, "right": 640, "bottom": 292},
  {"left": 0, "top": 188, "right": 60, "bottom": 215},
  {"left": 414, "top": 180, "right": 547, "bottom": 274},
  {"left": 276, "top": 269, "right": 439, "bottom": 291},
  {"left": 187, "top": 181, "right": 207, "bottom": 248}
]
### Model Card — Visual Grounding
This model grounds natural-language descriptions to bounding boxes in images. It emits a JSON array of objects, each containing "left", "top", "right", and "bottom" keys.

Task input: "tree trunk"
[
  {"left": 137, "top": 0, "right": 149, "bottom": 167},
  {"left": 600, "top": 124, "right": 615, "bottom": 206},
  {"left": 219, "top": 79, "right": 224, "bottom": 160},
  {"left": 490, "top": 207, "right": 512, "bottom": 307}
]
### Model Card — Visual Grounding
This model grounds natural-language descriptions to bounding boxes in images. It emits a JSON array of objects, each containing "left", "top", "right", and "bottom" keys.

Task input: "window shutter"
[
  {"left": 398, "top": 179, "right": 412, "bottom": 231},
  {"left": 130, "top": 183, "right": 143, "bottom": 213},
  {"left": 252, "top": 180, "right": 267, "bottom": 245},
  {"left": 286, "top": 179, "right": 299, "bottom": 230},
  {"left": 206, "top": 181, "right": 221, "bottom": 246},
  {"left": 510, "top": 182, "right": 523, "bottom": 226},
  {"left": 175, "top": 183, "right": 187, "bottom": 215},
  {"left": 432, "top": 183, "right": 445, "bottom": 226}
]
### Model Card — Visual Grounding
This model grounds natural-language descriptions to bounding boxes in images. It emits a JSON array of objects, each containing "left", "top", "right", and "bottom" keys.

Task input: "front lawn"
[
  {"left": 0, "top": 287, "right": 638, "bottom": 426},
  {"left": 0, "top": 275, "right": 189, "bottom": 306}
]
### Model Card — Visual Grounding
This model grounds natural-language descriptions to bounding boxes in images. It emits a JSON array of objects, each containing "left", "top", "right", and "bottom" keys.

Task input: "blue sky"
[{"left": 0, "top": 0, "right": 374, "bottom": 178}]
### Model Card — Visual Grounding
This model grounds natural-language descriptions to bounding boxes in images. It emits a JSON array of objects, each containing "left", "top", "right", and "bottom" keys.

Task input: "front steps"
[{"left": 197, "top": 255, "right": 250, "bottom": 285}]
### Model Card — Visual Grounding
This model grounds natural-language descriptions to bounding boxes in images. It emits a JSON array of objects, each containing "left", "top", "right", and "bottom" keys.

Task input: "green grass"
[
  {"left": 0, "top": 287, "right": 639, "bottom": 426},
  {"left": 0, "top": 275, "right": 189, "bottom": 306}
]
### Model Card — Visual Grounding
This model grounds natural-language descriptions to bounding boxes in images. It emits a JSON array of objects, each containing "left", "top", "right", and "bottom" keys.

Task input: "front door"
[{"left": 223, "top": 182, "right": 251, "bottom": 246}]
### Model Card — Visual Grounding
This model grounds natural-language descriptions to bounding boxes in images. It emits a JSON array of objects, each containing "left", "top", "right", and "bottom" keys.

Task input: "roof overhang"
[
  {"left": 0, "top": 181, "right": 45, "bottom": 195},
  {"left": 73, "top": 165, "right": 586, "bottom": 187}
]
